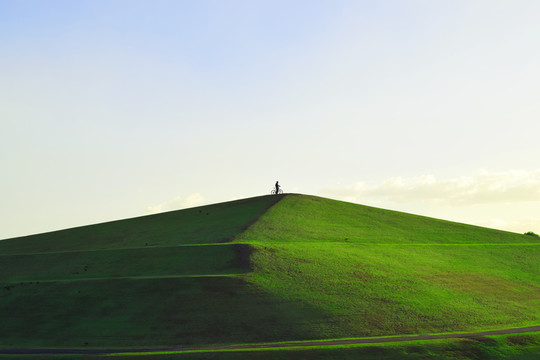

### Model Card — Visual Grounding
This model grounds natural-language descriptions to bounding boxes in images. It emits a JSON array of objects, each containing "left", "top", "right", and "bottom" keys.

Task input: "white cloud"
[
  {"left": 321, "top": 170, "right": 540, "bottom": 206},
  {"left": 146, "top": 193, "right": 205, "bottom": 214},
  {"left": 474, "top": 217, "right": 540, "bottom": 234},
  {"left": 319, "top": 170, "right": 540, "bottom": 234}
]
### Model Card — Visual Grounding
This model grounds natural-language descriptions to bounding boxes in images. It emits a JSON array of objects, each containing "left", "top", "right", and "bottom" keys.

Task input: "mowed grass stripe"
[
  {"left": 107, "top": 326, "right": 540, "bottom": 356},
  {"left": 101, "top": 332, "right": 540, "bottom": 359},
  {"left": 246, "top": 242, "right": 540, "bottom": 246},
  {"left": 0, "top": 242, "right": 253, "bottom": 256},
  {"left": 3, "top": 274, "right": 243, "bottom": 285}
]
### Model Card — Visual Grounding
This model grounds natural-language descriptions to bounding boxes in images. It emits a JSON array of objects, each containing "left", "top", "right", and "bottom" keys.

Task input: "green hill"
[{"left": 0, "top": 194, "right": 538, "bottom": 351}]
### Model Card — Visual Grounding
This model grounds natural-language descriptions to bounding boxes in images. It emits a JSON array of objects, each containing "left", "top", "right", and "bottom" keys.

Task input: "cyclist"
[{"left": 275, "top": 181, "right": 280, "bottom": 194}]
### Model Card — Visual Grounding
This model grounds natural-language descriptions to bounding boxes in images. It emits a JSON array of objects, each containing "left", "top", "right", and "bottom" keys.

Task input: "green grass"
[
  {"left": 236, "top": 195, "right": 540, "bottom": 338},
  {"left": 0, "top": 193, "right": 538, "bottom": 355},
  {"left": 0, "top": 244, "right": 248, "bottom": 283},
  {"left": 238, "top": 194, "right": 530, "bottom": 244},
  {"left": 0, "top": 195, "right": 288, "bottom": 348},
  {"left": 2, "top": 333, "right": 537, "bottom": 360},
  {"left": 150, "top": 333, "right": 540, "bottom": 360},
  {"left": 0, "top": 276, "right": 325, "bottom": 348},
  {"left": 0, "top": 195, "right": 281, "bottom": 254}
]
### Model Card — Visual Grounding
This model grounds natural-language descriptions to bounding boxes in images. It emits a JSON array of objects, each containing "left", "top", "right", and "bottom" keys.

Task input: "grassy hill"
[
  {"left": 0, "top": 194, "right": 538, "bottom": 351},
  {"left": 239, "top": 195, "right": 539, "bottom": 338}
]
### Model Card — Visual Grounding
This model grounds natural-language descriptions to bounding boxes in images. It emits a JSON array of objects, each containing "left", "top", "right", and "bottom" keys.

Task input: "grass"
[
  {"left": 0, "top": 276, "right": 326, "bottom": 348},
  {"left": 0, "top": 244, "right": 248, "bottom": 283},
  {"left": 0, "top": 193, "right": 538, "bottom": 356},
  {"left": 237, "top": 194, "right": 530, "bottom": 244},
  {"left": 236, "top": 195, "right": 540, "bottom": 338},
  {"left": 0, "top": 195, "right": 290, "bottom": 348},
  {"left": 0, "top": 195, "right": 281, "bottom": 254},
  {"left": 2, "top": 333, "right": 537, "bottom": 360},
  {"left": 245, "top": 243, "right": 538, "bottom": 337}
]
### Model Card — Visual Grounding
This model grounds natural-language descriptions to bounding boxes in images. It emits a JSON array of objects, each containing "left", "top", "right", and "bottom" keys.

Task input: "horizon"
[
  {"left": 0, "top": 193, "right": 532, "bottom": 240},
  {"left": 1, "top": 1, "right": 539, "bottom": 239}
]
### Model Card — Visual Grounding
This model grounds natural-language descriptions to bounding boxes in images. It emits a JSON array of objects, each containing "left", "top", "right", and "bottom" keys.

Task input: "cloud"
[
  {"left": 146, "top": 193, "right": 205, "bottom": 214},
  {"left": 475, "top": 217, "right": 540, "bottom": 234},
  {"left": 321, "top": 170, "right": 540, "bottom": 206}
]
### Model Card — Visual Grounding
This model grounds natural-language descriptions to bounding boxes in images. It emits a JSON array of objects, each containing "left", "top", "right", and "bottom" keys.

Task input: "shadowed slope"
[
  {"left": 0, "top": 245, "right": 248, "bottom": 282},
  {"left": 0, "top": 195, "right": 282, "bottom": 255},
  {"left": 0, "top": 276, "right": 326, "bottom": 348},
  {"left": 0, "top": 195, "right": 310, "bottom": 348},
  {"left": 0, "top": 195, "right": 283, "bottom": 291}
]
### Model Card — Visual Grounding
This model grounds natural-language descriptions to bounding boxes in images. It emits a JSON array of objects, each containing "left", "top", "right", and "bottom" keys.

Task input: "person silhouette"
[{"left": 275, "top": 181, "right": 280, "bottom": 194}]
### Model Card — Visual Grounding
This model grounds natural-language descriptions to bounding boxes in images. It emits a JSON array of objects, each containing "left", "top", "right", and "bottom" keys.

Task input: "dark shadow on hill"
[
  {"left": 234, "top": 244, "right": 254, "bottom": 270},
  {"left": 0, "top": 275, "right": 327, "bottom": 348},
  {"left": 0, "top": 245, "right": 251, "bottom": 283},
  {"left": 224, "top": 194, "right": 287, "bottom": 243}
]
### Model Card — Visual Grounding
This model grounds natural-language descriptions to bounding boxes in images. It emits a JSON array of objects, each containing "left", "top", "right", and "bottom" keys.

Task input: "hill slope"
[
  {"left": 0, "top": 194, "right": 538, "bottom": 349},
  {"left": 238, "top": 195, "right": 539, "bottom": 337}
]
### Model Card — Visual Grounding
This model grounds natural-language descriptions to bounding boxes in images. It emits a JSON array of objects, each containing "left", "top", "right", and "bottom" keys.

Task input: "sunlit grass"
[{"left": 238, "top": 195, "right": 540, "bottom": 338}]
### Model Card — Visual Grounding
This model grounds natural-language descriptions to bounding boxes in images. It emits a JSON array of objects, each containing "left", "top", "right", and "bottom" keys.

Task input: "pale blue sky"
[{"left": 2, "top": 0, "right": 540, "bottom": 239}]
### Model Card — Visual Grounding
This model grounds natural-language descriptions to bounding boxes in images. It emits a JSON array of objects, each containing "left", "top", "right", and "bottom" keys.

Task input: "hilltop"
[{"left": 0, "top": 194, "right": 538, "bottom": 351}]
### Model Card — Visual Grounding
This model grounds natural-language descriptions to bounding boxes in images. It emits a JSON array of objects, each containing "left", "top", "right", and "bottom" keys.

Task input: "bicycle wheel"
[{"left": 270, "top": 189, "right": 276, "bottom": 194}]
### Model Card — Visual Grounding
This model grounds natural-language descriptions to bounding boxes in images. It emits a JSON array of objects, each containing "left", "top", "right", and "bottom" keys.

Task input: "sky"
[{"left": 1, "top": 0, "right": 540, "bottom": 240}]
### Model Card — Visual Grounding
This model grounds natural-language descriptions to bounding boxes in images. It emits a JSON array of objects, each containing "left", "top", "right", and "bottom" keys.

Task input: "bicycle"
[{"left": 271, "top": 188, "right": 283, "bottom": 195}]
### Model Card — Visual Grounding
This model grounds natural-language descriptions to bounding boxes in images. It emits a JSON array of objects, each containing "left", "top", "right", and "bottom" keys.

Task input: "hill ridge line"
[
  {"left": 0, "top": 194, "right": 285, "bottom": 255},
  {"left": 4, "top": 274, "right": 242, "bottom": 285},
  {"left": 0, "top": 242, "right": 243, "bottom": 256},
  {"left": 229, "top": 194, "right": 287, "bottom": 244},
  {"left": 3, "top": 241, "right": 537, "bottom": 257}
]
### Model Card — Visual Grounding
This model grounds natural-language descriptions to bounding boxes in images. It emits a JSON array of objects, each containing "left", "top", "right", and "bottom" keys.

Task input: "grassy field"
[{"left": 0, "top": 193, "right": 538, "bottom": 354}]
